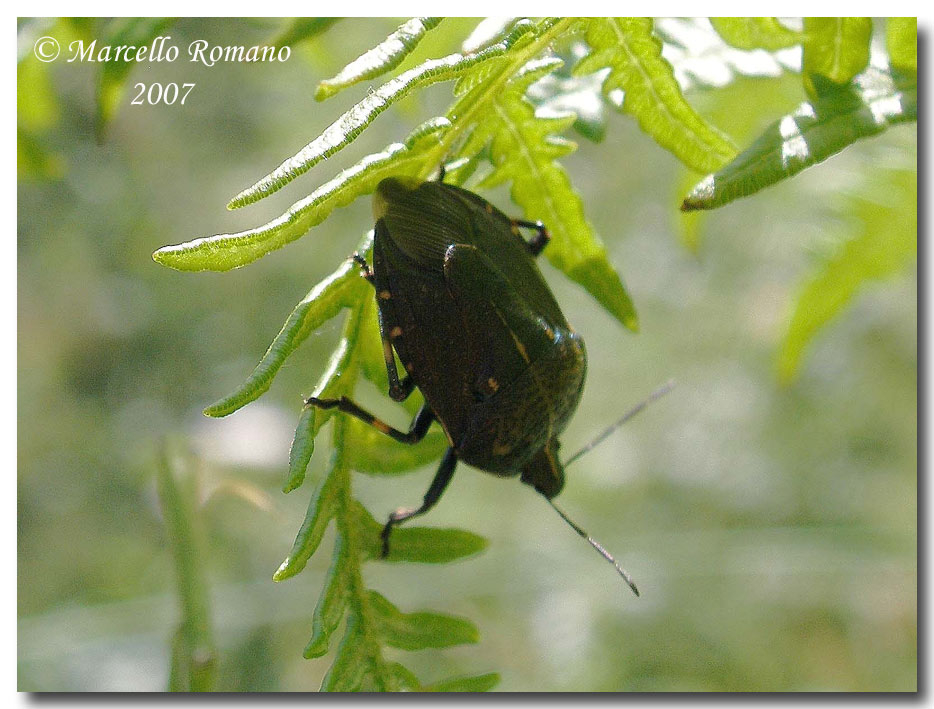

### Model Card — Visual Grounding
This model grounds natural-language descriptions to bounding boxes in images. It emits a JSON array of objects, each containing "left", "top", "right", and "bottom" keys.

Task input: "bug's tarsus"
[
  {"left": 388, "top": 376, "right": 416, "bottom": 402},
  {"left": 511, "top": 219, "right": 550, "bottom": 257},
  {"left": 351, "top": 252, "right": 374, "bottom": 282},
  {"left": 381, "top": 447, "right": 458, "bottom": 558},
  {"left": 564, "top": 379, "right": 676, "bottom": 468},
  {"left": 546, "top": 498, "right": 640, "bottom": 597}
]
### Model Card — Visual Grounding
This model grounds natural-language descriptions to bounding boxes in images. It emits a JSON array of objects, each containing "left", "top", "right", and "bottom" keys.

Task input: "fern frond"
[
  {"left": 575, "top": 17, "right": 737, "bottom": 173},
  {"left": 227, "top": 20, "right": 539, "bottom": 208},
  {"left": 286, "top": 415, "right": 493, "bottom": 692},
  {"left": 462, "top": 17, "right": 519, "bottom": 54},
  {"left": 316, "top": 18, "right": 443, "bottom": 101},
  {"left": 682, "top": 66, "right": 916, "bottom": 211},
  {"left": 201, "top": 236, "right": 370, "bottom": 418},
  {"left": 802, "top": 18, "right": 872, "bottom": 99},
  {"left": 464, "top": 57, "right": 638, "bottom": 330},
  {"left": 153, "top": 121, "right": 449, "bottom": 272},
  {"left": 709, "top": 18, "right": 803, "bottom": 51}
]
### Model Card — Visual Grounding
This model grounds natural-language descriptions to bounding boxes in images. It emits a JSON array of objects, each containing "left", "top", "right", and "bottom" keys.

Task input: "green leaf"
[
  {"left": 385, "top": 663, "right": 422, "bottom": 691},
  {"left": 352, "top": 500, "right": 488, "bottom": 563},
  {"left": 316, "top": 18, "right": 444, "bottom": 101},
  {"left": 272, "top": 17, "right": 339, "bottom": 47},
  {"left": 320, "top": 615, "right": 369, "bottom": 692},
  {"left": 284, "top": 407, "right": 316, "bottom": 493},
  {"left": 462, "top": 18, "right": 519, "bottom": 54},
  {"left": 356, "top": 295, "right": 390, "bottom": 390},
  {"left": 886, "top": 18, "right": 917, "bottom": 72},
  {"left": 346, "top": 416, "right": 450, "bottom": 475},
  {"left": 385, "top": 527, "right": 490, "bottom": 564},
  {"left": 656, "top": 18, "right": 801, "bottom": 93},
  {"left": 575, "top": 17, "right": 737, "bottom": 173},
  {"left": 367, "top": 590, "right": 479, "bottom": 650},
  {"left": 202, "top": 251, "right": 367, "bottom": 417},
  {"left": 273, "top": 458, "right": 340, "bottom": 581},
  {"left": 467, "top": 58, "right": 637, "bottom": 330},
  {"left": 777, "top": 168, "right": 916, "bottom": 381},
  {"left": 303, "top": 534, "right": 350, "bottom": 657},
  {"left": 152, "top": 123, "right": 445, "bottom": 272},
  {"left": 709, "top": 18, "right": 803, "bottom": 51},
  {"left": 682, "top": 67, "right": 916, "bottom": 211},
  {"left": 802, "top": 18, "right": 872, "bottom": 100},
  {"left": 422, "top": 672, "right": 501, "bottom": 692},
  {"left": 95, "top": 18, "right": 175, "bottom": 141},
  {"left": 227, "top": 21, "right": 538, "bottom": 208}
]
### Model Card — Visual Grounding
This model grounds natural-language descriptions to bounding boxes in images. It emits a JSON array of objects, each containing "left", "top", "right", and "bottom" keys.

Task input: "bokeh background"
[{"left": 18, "top": 18, "right": 917, "bottom": 691}]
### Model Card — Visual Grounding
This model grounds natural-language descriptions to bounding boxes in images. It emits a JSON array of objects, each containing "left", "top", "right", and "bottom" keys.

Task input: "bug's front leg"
[
  {"left": 352, "top": 251, "right": 415, "bottom": 402},
  {"left": 351, "top": 252, "right": 374, "bottom": 282},
  {"left": 381, "top": 446, "right": 458, "bottom": 558},
  {"left": 512, "top": 219, "right": 550, "bottom": 257}
]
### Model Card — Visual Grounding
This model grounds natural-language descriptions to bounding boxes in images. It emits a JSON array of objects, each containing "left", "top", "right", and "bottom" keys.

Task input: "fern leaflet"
[{"left": 316, "top": 18, "right": 443, "bottom": 101}]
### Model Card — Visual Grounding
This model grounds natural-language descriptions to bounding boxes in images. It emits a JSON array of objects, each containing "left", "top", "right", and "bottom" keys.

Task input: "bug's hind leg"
[
  {"left": 380, "top": 446, "right": 457, "bottom": 558},
  {"left": 304, "top": 398, "right": 434, "bottom": 445}
]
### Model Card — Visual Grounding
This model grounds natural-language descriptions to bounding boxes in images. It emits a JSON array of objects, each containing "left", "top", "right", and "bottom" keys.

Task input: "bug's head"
[
  {"left": 519, "top": 437, "right": 565, "bottom": 499},
  {"left": 373, "top": 176, "right": 422, "bottom": 221}
]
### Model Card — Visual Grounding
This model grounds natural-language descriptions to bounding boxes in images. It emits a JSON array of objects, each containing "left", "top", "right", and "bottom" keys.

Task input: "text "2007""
[{"left": 131, "top": 82, "right": 196, "bottom": 105}]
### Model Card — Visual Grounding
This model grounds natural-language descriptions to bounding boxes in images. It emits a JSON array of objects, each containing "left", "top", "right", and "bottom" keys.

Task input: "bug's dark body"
[
  {"left": 371, "top": 177, "right": 585, "bottom": 492},
  {"left": 307, "top": 175, "right": 588, "bottom": 554}
]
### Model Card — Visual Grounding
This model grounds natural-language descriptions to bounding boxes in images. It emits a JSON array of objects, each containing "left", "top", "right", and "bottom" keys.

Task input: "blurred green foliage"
[{"left": 18, "top": 18, "right": 915, "bottom": 691}]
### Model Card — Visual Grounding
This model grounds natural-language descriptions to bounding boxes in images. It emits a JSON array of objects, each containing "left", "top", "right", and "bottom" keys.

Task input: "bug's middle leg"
[
  {"left": 380, "top": 446, "right": 458, "bottom": 558},
  {"left": 305, "top": 398, "right": 434, "bottom": 445}
]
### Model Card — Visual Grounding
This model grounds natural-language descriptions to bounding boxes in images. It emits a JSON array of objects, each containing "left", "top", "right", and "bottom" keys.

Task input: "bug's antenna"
[
  {"left": 547, "top": 498, "right": 640, "bottom": 596},
  {"left": 563, "top": 379, "right": 675, "bottom": 468}
]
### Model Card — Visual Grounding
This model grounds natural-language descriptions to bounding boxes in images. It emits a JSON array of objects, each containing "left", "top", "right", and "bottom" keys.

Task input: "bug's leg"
[
  {"left": 381, "top": 447, "right": 457, "bottom": 558},
  {"left": 305, "top": 398, "right": 434, "bottom": 445},
  {"left": 512, "top": 219, "right": 550, "bottom": 257},
  {"left": 351, "top": 252, "right": 375, "bottom": 284},
  {"left": 375, "top": 305, "right": 416, "bottom": 401},
  {"left": 353, "top": 251, "right": 416, "bottom": 400}
]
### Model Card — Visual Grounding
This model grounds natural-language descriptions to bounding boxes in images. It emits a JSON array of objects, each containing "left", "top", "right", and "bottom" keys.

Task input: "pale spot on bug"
[
  {"left": 379, "top": 290, "right": 392, "bottom": 300},
  {"left": 487, "top": 377, "right": 499, "bottom": 392},
  {"left": 493, "top": 441, "right": 511, "bottom": 456},
  {"left": 390, "top": 326, "right": 403, "bottom": 338}
]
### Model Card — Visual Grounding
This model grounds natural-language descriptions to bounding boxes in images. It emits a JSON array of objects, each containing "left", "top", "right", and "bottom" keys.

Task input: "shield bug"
[{"left": 307, "top": 174, "right": 643, "bottom": 594}]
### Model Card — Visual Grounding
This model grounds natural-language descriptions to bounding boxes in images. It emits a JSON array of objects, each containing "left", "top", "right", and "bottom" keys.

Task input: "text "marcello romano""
[{"left": 67, "top": 36, "right": 291, "bottom": 66}]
